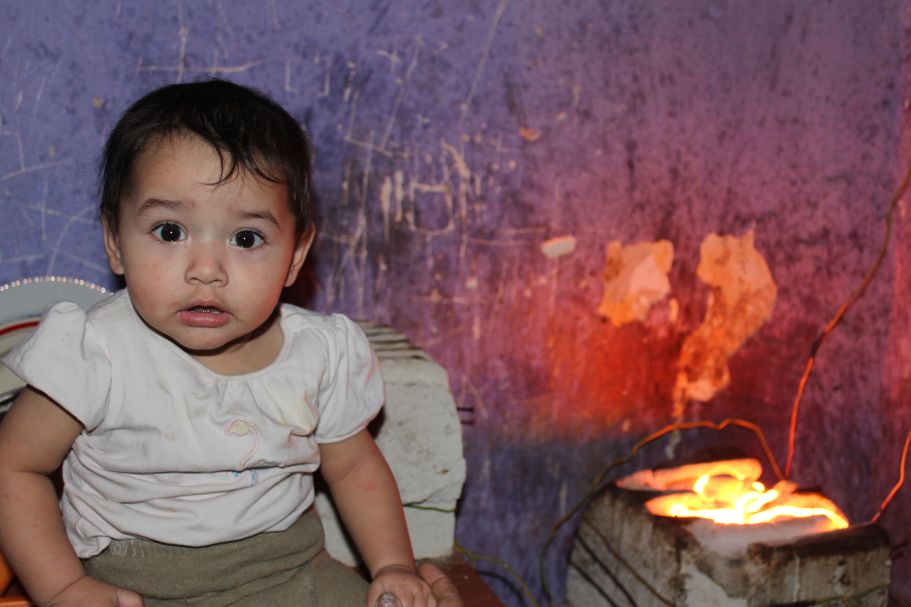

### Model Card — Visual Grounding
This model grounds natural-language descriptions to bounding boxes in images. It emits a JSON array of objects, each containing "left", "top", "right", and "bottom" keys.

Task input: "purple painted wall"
[{"left": 2, "top": 1, "right": 911, "bottom": 604}]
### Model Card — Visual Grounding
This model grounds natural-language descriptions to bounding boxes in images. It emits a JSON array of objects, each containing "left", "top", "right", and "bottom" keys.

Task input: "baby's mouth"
[
  {"left": 178, "top": 305, "right": 231, "bottom": 328},
  {"left": 188, "top": 306, "right": 223, "bottom": 314}
]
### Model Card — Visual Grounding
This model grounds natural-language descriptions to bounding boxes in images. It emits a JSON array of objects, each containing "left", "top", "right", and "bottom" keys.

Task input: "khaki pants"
[{"left": 83, "top": 509, "right": 368, "bottom": 606}]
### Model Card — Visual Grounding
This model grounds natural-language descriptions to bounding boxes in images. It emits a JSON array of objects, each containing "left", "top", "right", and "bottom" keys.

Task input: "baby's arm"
[
  {"left": 0, "top": 387, "right": 142, "bottom": 606},
  {"left": 319, "top": 430, "right": 433, "bottom": 607}
]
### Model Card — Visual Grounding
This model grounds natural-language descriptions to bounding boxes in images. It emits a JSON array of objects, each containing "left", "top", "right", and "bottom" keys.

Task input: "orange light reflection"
[{"left": 623, "top": 459, "right": 849, "bottom": 530}]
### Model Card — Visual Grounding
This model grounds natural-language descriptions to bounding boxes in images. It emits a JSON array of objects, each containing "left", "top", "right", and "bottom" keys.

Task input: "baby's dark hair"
[{"left": 100, "top": 79, "right": 315, "bottom": 237}]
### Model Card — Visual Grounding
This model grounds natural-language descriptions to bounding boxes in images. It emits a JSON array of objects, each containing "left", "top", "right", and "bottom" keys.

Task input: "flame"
[{"left": 624, "top": 459, "right": 849, "bottom": 530}]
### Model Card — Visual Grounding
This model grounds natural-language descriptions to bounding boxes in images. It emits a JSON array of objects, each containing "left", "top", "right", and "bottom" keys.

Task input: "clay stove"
[{"left": 566, "top": 460, "right": 890, "bottom": 606}]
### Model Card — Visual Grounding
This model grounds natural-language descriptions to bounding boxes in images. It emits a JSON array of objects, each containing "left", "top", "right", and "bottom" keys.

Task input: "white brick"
[{"left": 316, "top": 324, "right": 466, "bottom": 566}]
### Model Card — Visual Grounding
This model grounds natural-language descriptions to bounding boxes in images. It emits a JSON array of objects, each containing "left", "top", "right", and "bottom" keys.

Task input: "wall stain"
[
  {"left": 673, "top": 230, "right": 777, "bottom": 417},
  {"left": 597, "top": 239, "right": 675, "bottom": 327}
]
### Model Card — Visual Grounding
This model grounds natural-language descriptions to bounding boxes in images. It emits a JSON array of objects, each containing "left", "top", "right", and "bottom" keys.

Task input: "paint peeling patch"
[
  {"left": 541, "top": 235, "right": 576, "bottom": 259},
  {"left": 519, "top": 126, "right": 540, "bottom": 141},
  {"left": 673, "top": 230, "right": 777, "bottom": 415},
  {"left": 380, "top": 175, "right": 393, "bottom": 240},
  {"left": 597, "top": 240, "right": 674, "bottom": 327}
]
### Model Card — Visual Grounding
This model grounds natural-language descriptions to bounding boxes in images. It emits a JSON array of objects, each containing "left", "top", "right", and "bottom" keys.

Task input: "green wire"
[
  {"left": 455, "top": 542, "right": 541, "bottom": 607},
  {"left": 403, "top": 503, "right": 457, "bottom": 514}
]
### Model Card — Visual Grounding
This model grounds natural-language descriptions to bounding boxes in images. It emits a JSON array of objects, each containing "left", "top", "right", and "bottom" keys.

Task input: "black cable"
[{"left": 576, "top": 533, "right": 637, "bottom": 607}]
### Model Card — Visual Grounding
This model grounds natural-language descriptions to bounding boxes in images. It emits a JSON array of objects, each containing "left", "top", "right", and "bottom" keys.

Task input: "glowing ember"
[{"left": 618, "top": 458, "right": 849, "bottom": 530}]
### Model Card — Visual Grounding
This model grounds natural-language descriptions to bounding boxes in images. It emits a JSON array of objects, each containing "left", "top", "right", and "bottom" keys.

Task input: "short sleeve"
[
  {"left": 1, "top": 302, "right": 111, "bottom": 430},
  {"left": 313, "top": 315, "right": 384, "bottom": 443}
]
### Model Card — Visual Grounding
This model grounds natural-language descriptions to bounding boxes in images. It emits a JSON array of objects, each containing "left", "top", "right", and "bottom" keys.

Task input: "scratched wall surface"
[{"left": 2, "top": 1, "right": 911, "bottom": 605}]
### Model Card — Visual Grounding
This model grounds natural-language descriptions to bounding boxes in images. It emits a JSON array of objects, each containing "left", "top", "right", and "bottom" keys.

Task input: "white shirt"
[{"left": 2, "top": 290, "right": 384, "bottom": 557}]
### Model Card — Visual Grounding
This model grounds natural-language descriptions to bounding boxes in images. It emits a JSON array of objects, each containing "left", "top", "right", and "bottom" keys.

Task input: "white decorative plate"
[{"left": 0, "top": 277, "right": 110, "bottom": 409}]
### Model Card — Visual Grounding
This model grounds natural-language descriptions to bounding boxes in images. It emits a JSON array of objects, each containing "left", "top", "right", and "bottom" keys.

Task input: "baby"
[{"left": 0, "top": 80, "right": 437, "bottom": 607}]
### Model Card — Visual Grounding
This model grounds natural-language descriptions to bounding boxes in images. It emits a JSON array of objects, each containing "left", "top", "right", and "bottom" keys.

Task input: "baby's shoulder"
[
  {"left": 85, "top": 288, "right": 129, "bottom": 318},
  {"left": 279, "top": 303, "right": 358, "bottom": 333},
  {"left": 29, "top": 289, "right": 125, "bottom": 342},
  {"left": 278, "top": 304, "right": 370, "bottom": 354},
  {"left": 78, "top": 290, "right": 138, "bottom": 338}
]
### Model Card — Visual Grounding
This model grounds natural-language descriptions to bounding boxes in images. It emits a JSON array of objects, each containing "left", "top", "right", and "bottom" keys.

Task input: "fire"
[{"left": 618, "top": 459, "right": 849, "bottom": 530}]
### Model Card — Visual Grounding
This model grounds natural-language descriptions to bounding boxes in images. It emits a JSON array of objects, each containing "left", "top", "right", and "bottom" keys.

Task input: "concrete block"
[
  {"left": 316, "top": 323, "right": 466, "bottom": 566},
  {"left": 567, "top": 484, "right": 890, "bottom": 607}
]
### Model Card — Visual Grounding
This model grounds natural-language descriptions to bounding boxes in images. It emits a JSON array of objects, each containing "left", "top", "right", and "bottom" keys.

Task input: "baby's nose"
[{"left": 185, "top": 243, "right": 228, "bottom": 285}]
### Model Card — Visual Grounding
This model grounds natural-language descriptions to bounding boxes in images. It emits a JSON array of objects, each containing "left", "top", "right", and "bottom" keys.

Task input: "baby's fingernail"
[{"left": 377, "top": 592, "right": 399, "bottom": 607}]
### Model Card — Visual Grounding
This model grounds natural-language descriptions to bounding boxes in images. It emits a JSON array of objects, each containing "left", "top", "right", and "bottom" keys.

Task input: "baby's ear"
[
  {"left": 102, "top": 218, "right": 125, "bottom": 276},
  {"left": 285, "top": 226, "right": 315, "bottom": 287}
]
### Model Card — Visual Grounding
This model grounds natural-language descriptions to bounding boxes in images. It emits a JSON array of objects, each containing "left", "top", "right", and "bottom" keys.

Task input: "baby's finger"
[
  {"left": 115, "top": 587, "right": 145, "bottom": 606},
  {"left": 418, "top": 562, "right": 460, "bottom": 607},
  {"left": 376, "top": 591, "right": 400, "bottom": 607}
]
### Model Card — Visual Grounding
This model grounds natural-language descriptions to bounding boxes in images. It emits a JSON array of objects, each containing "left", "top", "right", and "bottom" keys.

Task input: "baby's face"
[{"left": 102, "top": 134, "right": 310, "bottom": 363}]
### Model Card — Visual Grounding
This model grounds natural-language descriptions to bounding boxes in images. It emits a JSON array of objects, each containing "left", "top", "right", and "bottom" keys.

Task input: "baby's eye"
[
  {"left": 231, "top": 230, "right": 264, "bottom": 249},
  {"left": 152, "top": 223, "right": 185, "bottom": 242}
]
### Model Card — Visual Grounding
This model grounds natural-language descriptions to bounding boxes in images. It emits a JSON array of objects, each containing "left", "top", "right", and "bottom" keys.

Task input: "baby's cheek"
[{"left": 246, "top": 272, "right": 287, "bottom": 309}]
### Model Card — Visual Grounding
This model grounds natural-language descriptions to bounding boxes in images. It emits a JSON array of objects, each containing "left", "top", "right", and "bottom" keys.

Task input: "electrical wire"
[
  {"left": 454, "top": 542, "right": 540, "bottom": 607},
  {"left": 870, "top": 430, "right": 911, "bottom": 524},
  {"left": 574, "top": 534, "right": 637, "bottom": 607},
  {"left": 785, "top": 161, "right": 911, "bottom": 479},
  {"left": 403, "top": 503, "right": 456, "bottom": 514},
  {"left": 580, "top": 520, "right": 674, "bottom": 607},
  {"left": 406, "top": 505, "right": 539, "bottom": 605},
  {"left": 567, "top": 559, "right": 623, "bottom": 607}
]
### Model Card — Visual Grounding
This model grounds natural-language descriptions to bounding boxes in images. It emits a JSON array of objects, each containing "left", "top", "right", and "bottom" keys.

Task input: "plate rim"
[
  {"left": 0, "top": 275, "right": 111, "bottom": 328},
  {"left": 0, "top": 275, "right": 109, "bottom": 294}
]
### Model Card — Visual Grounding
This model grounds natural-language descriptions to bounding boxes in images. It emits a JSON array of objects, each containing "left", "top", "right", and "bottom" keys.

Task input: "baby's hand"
[
  {"left": 45, "top": 575, "right": 144, "bottom": 607},
  {"left": 368, "top": 564, "right": 434, "bottom": 607}
]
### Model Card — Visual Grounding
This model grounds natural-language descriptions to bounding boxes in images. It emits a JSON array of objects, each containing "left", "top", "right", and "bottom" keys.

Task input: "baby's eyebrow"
[
  {"left": 134, "top": 198, "right": 280, "bottom": 227},
  {"left": 135, "top": 198, "right": 185, "bottom": 216},
  {"left": 237, "top": 210, "right": 280, "bottom": 228}
]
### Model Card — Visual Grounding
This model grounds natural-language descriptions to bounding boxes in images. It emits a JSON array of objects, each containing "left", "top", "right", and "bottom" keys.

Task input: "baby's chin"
[
  {"left": 147, "top": 321, "right": 252, "bottom": 358},
  {"left": 170, "top": 332, "right": 252, "bottom": 357}
]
